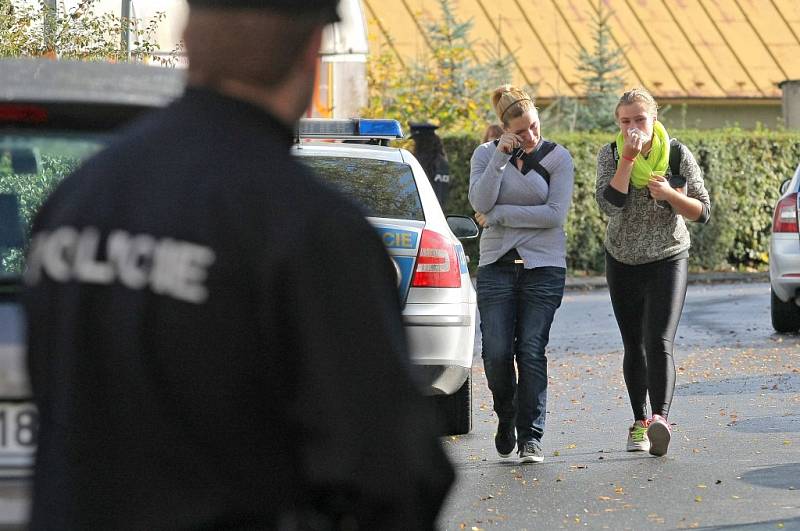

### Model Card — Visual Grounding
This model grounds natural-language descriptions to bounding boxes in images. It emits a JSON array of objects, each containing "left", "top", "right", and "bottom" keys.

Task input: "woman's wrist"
[{"left": 621, "top": 154, "right": 636, "bottom": 163}]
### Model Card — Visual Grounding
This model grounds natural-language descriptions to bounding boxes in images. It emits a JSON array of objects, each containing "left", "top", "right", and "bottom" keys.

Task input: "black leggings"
[{"left": 606, "top": 252, "right": 688, "bottom": 421}]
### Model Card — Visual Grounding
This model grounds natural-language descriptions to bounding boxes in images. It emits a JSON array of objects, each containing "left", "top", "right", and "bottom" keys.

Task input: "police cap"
[
  {"left": 409, "top": 122, "right": 440, "bottom": 136},
  {"left": 187, "top": 0, "right": 340, "bottom": 22}
]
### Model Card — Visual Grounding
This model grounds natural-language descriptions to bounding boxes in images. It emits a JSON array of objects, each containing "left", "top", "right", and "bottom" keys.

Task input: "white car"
[
  {"left": 294, "top": 119, "right": 478, "bottom": 434},
  {"left": 770, "top": 162, "right": 800, "bottom": 332}
]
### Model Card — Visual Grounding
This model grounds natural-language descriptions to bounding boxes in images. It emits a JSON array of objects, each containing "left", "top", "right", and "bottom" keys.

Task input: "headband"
[{"left": 500, "top": 97, "right": 533, "bottom": 121}]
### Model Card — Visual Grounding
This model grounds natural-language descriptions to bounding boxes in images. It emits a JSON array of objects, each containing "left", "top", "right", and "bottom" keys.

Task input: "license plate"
[{"left": 0, "top": 402, "right": 37, "bottom": 468}]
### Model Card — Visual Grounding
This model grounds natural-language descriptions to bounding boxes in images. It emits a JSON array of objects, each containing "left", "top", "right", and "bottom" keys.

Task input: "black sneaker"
[
  {"left": 495, "top": 420, "right": 516, "bottom": 458},
  {"left": 519, "top": 440, "right": 544, "bottom": 463}
]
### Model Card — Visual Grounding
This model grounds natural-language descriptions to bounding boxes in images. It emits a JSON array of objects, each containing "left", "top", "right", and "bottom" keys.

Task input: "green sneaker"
[{"left": 626, "top": 420, "right": 650, "bottom": 452}]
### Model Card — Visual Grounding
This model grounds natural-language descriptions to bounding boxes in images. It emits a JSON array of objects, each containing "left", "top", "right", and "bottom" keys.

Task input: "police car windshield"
[
  {"left": 302, "top": 157, "right": 424, "bottom": 221},
  {"left": 0, "top": 132, "right": 108, "bottom": 277}
]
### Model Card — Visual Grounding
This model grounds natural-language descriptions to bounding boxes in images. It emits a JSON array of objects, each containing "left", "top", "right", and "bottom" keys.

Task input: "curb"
[{"left": 564, "top": 271, "right": 769, "bottom": 291}]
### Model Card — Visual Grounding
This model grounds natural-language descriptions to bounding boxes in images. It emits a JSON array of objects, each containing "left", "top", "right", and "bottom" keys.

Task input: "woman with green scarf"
[{"left": 595, "top": 88, "right": 711, "bottom": 457}]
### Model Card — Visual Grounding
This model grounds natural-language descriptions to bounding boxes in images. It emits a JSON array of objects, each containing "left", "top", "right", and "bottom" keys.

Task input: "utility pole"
[{"left": 121, "top": 0, "right": 132, "bottom": 60}]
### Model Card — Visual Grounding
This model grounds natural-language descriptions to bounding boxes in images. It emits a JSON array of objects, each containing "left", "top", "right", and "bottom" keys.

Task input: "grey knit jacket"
[
  {"left": 469, "top": 140, "right": 574, "bottom": 268},
  {"left": 595, "top": 142, "right": 711, "bottom": 266}
]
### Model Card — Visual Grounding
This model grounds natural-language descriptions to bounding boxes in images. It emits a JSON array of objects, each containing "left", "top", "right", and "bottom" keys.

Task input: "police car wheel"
[{"left": 433, "top": 371, "right": 472, "bottom": 436}]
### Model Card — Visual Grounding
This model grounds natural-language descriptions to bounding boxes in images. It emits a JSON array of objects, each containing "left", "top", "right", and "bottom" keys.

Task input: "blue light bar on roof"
[
  {"left": 297, "top": 118, "right": 403, "bottom": 139},
  {"left": 358, "top": 119, "right": 403, "bottom": 138}
]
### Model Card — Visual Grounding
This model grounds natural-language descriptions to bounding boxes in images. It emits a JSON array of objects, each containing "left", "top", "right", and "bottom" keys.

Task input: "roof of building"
[{"left": 363, "top": 0, "right": 800, "bottom": 103}]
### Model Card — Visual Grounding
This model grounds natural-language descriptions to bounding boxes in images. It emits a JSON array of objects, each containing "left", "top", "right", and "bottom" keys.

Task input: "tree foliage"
[
  {"left": 364, "top": 0, "right": 513, "bottom": 132},
  {"left": 542, "top": 3, "right": 627, "bottom": 132},
  {"left": 0, "top": 0, "right": 179, "bottom": 65}
]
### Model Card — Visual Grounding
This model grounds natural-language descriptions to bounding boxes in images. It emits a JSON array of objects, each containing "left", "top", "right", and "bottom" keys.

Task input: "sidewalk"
[{"left": 565, "top": 270, "right": 769, "bottom": 291}]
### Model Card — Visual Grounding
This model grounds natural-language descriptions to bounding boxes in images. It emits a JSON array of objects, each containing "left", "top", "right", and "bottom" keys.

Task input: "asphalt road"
[
  {"left": 439, "top": 282, "right": 800, "bottom": 530},
  {"left": 1, "top": 282, "right": 797, "bottom": 529}
]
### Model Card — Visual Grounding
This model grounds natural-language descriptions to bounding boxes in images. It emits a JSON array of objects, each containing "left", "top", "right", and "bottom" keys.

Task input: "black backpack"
[
  {"left": 610, "top": 138, "right": 686, "bottom": 188},
  {"left": 494, "top": 139, "right": 558, "bottom": 184}
]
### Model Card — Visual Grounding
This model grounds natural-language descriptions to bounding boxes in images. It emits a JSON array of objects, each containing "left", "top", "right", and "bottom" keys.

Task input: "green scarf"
[{"left": 615, "top": 120, "right": 669, "bottom": 189}]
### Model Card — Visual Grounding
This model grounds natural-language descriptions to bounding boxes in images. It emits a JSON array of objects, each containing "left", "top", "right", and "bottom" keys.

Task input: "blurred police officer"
[
  {"left": 23, "top": 1, "right": 453, "bottom": 529},
  {"left": 410, "top": 122, "right": 451, "bottom": 210}
]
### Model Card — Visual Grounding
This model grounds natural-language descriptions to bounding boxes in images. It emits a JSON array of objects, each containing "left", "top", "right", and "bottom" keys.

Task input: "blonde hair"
[
  {"left": 614, "top": 87, "right": 658, "bottom": 118},
  {"left": 492, "top": 85, "right": 536, "bottom": 126}
]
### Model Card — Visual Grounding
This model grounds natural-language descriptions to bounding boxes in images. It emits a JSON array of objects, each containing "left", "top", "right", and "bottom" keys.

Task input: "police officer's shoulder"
[{"left": 284, "top": 178, "right": 387, "bottom": 271}]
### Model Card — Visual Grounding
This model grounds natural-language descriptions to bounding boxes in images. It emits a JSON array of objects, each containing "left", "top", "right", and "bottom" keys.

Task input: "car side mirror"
[
  {"left": 447, "top": 215, "right": 479, "bottom": 240},
  {"left": 780, "top": 179, "right": 792, "bottom": 195}
]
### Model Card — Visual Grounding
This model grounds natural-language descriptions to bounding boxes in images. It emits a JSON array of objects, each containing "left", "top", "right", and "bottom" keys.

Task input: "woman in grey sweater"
[
  {"left": 595, "top": 87, "right": 710, "bottom": 457},
  {"left": 469, "top": 85, "right": 574, "bottom": 463}
]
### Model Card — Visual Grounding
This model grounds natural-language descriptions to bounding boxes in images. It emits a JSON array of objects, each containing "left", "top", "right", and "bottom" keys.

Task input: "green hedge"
[
  {"left": 0, "top": 155, "right": 75, "bottom": 274},
  {"left": 440, "top": 129, "right": 800, "bottom": 274}
]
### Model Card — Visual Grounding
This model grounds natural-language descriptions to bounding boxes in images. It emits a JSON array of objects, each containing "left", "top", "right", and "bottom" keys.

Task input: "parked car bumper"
[
  {"left": 403, "top": 301, "right": 475, "bottom": 395},
  {"left": 770, "top": 233, "right": 800, "bottom": 302}
]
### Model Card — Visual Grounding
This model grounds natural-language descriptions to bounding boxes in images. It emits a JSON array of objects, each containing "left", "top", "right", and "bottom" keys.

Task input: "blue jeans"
[{"left": 477, "top": 263, "right": 565, "bottom": 445}]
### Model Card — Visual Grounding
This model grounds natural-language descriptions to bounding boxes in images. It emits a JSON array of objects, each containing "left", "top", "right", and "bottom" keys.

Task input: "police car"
[
  {"left": 295, "top": 119, "right": 478, "bottom": 435},
  {"left": 0, "top": 58, "right": 184, "bottom": 491}
]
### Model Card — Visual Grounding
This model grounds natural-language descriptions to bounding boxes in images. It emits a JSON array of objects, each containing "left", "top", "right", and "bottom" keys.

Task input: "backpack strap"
[
  {"left": 521, "top": 140, "right": 557, "bottom": 184},
  {"left": 668, "top": 138, "right": 686, "bottom": 188},
  {"left": 493, "top": 139, "right": 558, "bottom": 184}
]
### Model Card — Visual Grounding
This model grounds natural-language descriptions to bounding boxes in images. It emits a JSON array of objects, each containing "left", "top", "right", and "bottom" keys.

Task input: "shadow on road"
[
  {"left": 738, "top": 462, "right": 800, "bottom": 489},
  {"left": 674, "top": 373, "right": 800, "bottom": 396},
  {"left": 727, "top": 414, "right": 800, "bottom": 433},
  {"left": 693, "top": 515, "right": 800, "bottom": 530}
]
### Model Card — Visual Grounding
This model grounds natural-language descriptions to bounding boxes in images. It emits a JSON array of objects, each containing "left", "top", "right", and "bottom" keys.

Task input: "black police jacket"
[{"left": 24, "top": 88, "right": 453, "bottom": 530}]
